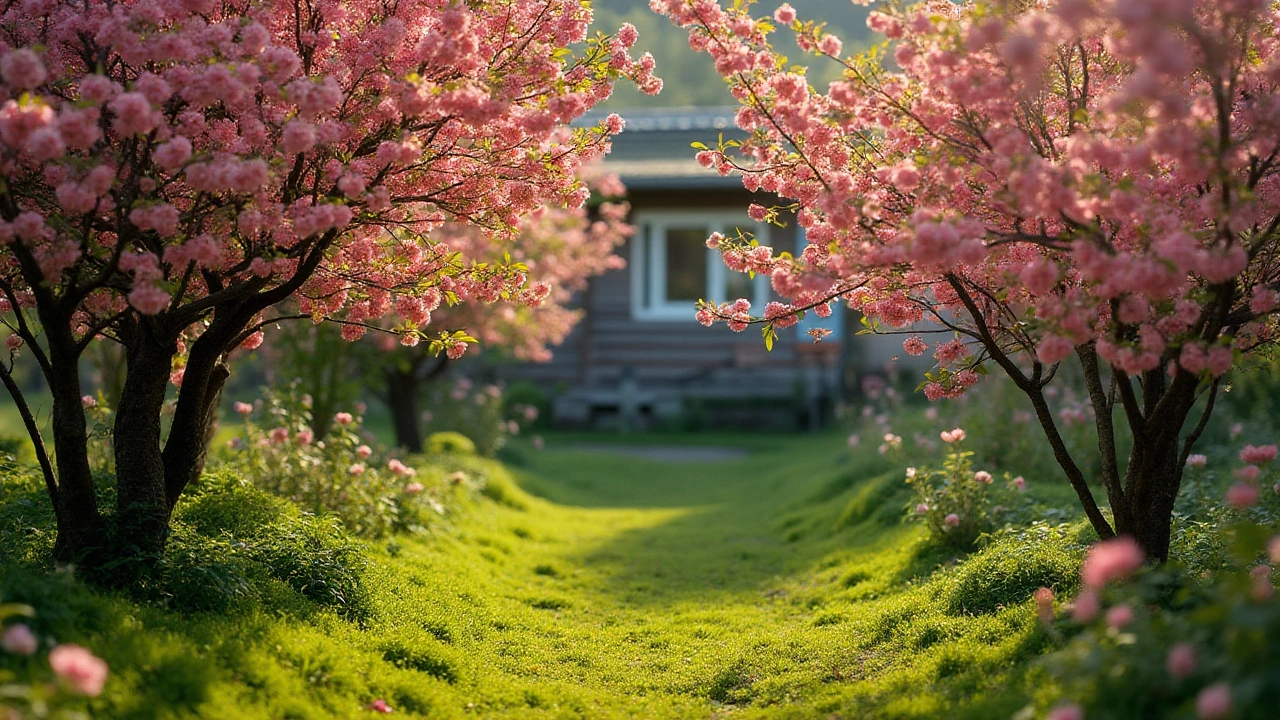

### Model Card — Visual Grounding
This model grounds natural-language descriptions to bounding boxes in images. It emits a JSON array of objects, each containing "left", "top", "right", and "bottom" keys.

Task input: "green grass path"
[
  {"left": 353, "top": 435, "right": 1054, "bottom": 719},
  {"left": 2, "top": 432, "right": 1071, "bottom": 719}
]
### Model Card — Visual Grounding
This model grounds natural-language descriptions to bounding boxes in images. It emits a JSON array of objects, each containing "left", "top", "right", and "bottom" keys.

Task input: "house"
[{"left": 504, "top": 107, "right": 892, "bottom": 430}]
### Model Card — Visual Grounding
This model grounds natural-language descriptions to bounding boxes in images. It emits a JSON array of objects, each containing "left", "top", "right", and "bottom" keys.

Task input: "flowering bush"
[
  {"left": 222, "top": 385, "right": 427, "bottom": 538},
  {"left": 420, "top": 378, "right": 532, "bottom": 457},
  {"left": 0, "top": 600, "right": 110, "bottom": 716},
  {"left": 905, "top": 427, "right": 1030, "bottom": 549},
  {"left": 1033, "top": 528, "right": 1280, "bottom": 720}
]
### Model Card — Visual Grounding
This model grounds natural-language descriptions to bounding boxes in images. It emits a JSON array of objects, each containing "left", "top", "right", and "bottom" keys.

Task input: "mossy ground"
[{"left": 0, "top": 430, "right": 1088, "bottom": 719}]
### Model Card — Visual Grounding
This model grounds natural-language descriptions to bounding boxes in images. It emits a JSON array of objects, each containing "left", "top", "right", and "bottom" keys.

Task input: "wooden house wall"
[{"left": 500, "top": 188, "right": 846, "bottom": 407}]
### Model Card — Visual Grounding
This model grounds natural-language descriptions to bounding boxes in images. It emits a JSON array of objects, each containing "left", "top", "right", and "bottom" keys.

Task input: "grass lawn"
[{"left": 0, "top": 425, "right": 1089, "bottom": 719}]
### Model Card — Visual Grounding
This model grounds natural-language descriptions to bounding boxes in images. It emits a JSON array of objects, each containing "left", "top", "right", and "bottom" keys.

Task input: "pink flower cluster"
[{"left": 652, "top": 0, "right": 1280, "bottom": 409}]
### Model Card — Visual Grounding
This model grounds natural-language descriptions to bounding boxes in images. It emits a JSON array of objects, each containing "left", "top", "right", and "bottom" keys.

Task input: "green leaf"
[{"left": 691, "top": 141, "right": 708, "bottom": 150}]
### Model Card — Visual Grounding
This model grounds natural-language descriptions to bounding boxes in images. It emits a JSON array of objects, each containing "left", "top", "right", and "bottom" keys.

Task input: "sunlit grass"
[{"left": 0, "top": 421, "right": 1093, "bottom": 719}]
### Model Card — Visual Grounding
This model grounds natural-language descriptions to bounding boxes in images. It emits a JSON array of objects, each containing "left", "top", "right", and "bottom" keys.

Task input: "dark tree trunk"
[
  {"left": 386, "top": 364, "right": 423, "bottom": 452},
  {"left": 163, "top": 326, "right": 233, "bottom": 506},
  {"left": 40, "top": 319, "right": 103, "bottom": 564},
  {"left": 1114, "top": 435, "right": 1185, "bottom": 563},
  {"left": 383, "top": 353, "right": 448, "bottom": 452},
  {"left": 112, "top": 328, "right": 177, "bottom": 561},
  {"left": 49, "top": 352, "right": 104, "bottom": 563}
]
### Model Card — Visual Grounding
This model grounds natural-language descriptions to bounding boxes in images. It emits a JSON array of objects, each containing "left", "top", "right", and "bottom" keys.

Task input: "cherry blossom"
[
  {"left": 0, "top": 0, "right": 656, "bottom": 563},
  {"left": 655, "top": 0, "right": 1280, "bottom": 561}
]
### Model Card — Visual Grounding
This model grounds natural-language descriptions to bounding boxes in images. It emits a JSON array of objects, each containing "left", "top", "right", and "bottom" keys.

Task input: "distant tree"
[
  {"left": 655, "top": 0, "right": 1280, "bottom": 561},
  {"left": 0, "top": 0, "right": 655, "bottom": 569},
  {"left": 373, "top": 171, "right": 632, "bottom": 451}
]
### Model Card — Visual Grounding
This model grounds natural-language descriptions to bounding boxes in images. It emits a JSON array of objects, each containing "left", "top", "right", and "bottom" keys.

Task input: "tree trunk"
[
  {"left": 48, "top": 352, "right": 104, "bottom": 564},
  {"left": 112, "top": 329, "right": 177, "bottom": 563},
  {"left": 1114, "top": 435, "right": 1185, "bottom": 563},
  {"left": 386, "top": 364, "right": 422, "bottom": 452}
]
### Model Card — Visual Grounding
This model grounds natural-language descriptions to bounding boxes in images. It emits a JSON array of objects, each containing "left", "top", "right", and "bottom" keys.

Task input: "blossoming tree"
[
  {"left": 0, "top": 0, "right": 657, "bottom": 566},
  {"left": 654, "top": 0, "right": 1280, "bottom": 560},
  {"left": 371, "top": 170, "right": 632, "bottom": 451}
]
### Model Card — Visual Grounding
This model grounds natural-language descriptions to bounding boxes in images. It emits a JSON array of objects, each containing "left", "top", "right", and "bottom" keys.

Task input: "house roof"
[{"left": 580, "top": 106, "right": 750, "bottom": 190}]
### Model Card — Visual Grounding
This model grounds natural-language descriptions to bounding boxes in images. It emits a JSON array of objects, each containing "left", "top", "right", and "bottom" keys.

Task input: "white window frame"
[{"left": 630, "top": 210, "right": 770, "bottom": 321}]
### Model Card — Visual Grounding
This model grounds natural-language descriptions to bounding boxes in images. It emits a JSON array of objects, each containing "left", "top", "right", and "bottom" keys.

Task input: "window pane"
[
  {"left": 723, "top": 264, "right": 754, "bottom": 304},
  {"left": 665, "top": 227, "right": 708, "bottom": 302}
]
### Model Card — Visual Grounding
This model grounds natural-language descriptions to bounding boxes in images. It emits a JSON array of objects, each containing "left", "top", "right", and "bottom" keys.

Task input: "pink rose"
[
  {"left": 1, "top": 624, "right": 38, "bottom": 655},
  {"left": 1166, "top": 642, "right": 1197, "bottom": 679},
  {"left": 1196, "top": 682, "right": 1231, "bottom": 720},
  {"left": 1080, "top": 537, "right": 1144, "bottom": 588},
  {"left": 48, "top": 644, "right": 108, "bottom": 696}
]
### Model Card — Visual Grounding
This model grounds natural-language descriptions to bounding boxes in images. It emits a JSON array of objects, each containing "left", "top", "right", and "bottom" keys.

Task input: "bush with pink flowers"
[
  {"left": 905, "top": 428, "right": 1034, "bottom": 549},
  {"left": 1030, "top": 528, "right": 1280, "bottom": 719},
  {"left": 221, "top": 384, "right": 429, "bottom": 538},
  {"left": 0, "top": 599, "right": 110, "bottom": 716}
]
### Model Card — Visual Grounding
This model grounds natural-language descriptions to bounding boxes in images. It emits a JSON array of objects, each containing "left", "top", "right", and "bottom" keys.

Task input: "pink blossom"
[
  {"left": 1234, "top": 464, "right": 1261, "bottom": 482},
  {"left": 1195, "top": 683, "right": 1232, "bottom": 720},
  {"left": 348, "top": 463, "right": 365, "bottom": 476},
  {"left": 269, "top": 427, "right": 288, "bottom": 445},
  {"left": 1225, "top": 482, "right": 1258, "bottom": 509},
  {"left": 295, "top": 430, "right": 313, "bottom": 445},
  {"left": 774, "top": 4, "right": 796, "bottom": 24},
  {"left": 1081, "top": 537, "right": 1144, "bottom": 588},
  {"left": 1, "top": 624, "right": 37, "bottom": 655},
  {"left": 234, "top": 402, "right": 253, "bottom": 416},
  {"left": 356, "top": 444, "right": 373, "bottom": 458},
  {"left": 847, "top": 433, "right": 860, "bottom": 447},
  {"left": 5, "top": 334, "right": 21, "bottom": 351},
  {"left": 973, "top": 470, "right": 992, "bottom": 484},
  {"left": 128, "top": 285, "right": 171, "bottom": 315},
  {"left": 81, "top": 395, "right": 96, "bottom": 408},
  {"left": 902, "top": 336, "right": 928, "bottom": 356},
  {"left": 108, "top": 92, "right": 160, "bottom": 136},
  {"left": 1230, "top": 423, "right": 1245, "bottom": 440},
  {"left": 369, "top": 698, "right": 393, "bottom": 713},
  {"left": 1012, "top": 476, "right": 1026, "bottom": 491},
  {"left": 1166, "top": 643, "right": 1197, "bottom": 679},
  {"left": 1105, "top": 604, "right": 1134, "bottom": 629},
  {"left": 154, "top": 137, "right": 192, "bottom": 172},
  {"left": 940, "top": 428, "right": 966, "bottom": 443},
  {"left": 1239, "top": 444, "right": 1277, "bottom": 465},
  {"left": 404, "top": 481, "right": 424, "bottom": 494},
  {"left": 915, "top": 503, "right": 928, "bottom": 515},
  {"left": 48, "top": 644, "right": 108, "bottom": 696},
  {"left": 943, "top": 513, "right": 960, "bottom": 528},
  {"left": 1185, "top": 454, "right": 1208, "bottom": 468},
  {"left": 1037, "top": 335, "right": 1075, "bottom": 365},
  {"left": 334, "top": 412, "right": 353, "bottom": 425},
  {"left": 1071, "top": 589, "right": 1100, "bottom": 623},
  {"left": 1, "top": 49, "right": 47, "bottom": 90}
]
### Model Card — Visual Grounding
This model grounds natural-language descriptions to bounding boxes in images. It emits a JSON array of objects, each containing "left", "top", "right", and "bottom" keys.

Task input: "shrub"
[
  {"left": 0, "top": 597, "right": 110, "bottom": 715},
  {"left": 155, "top": 474, "right": 374, "bottom": 619},
  {"left": 422, "top": 378, "right": 531, "bottom": 456},
  {"left": 425, "top": 431, "right": 477, "bottom": 456},
  {"left": 1033, "top": 524, "right": 1280, "bottom": 720},
  {"left": 219, "top": 384, "right": 428, "bottom": 538},
  {"left": 905, "top": 429, "right": 1030, "bottom": 549}
]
